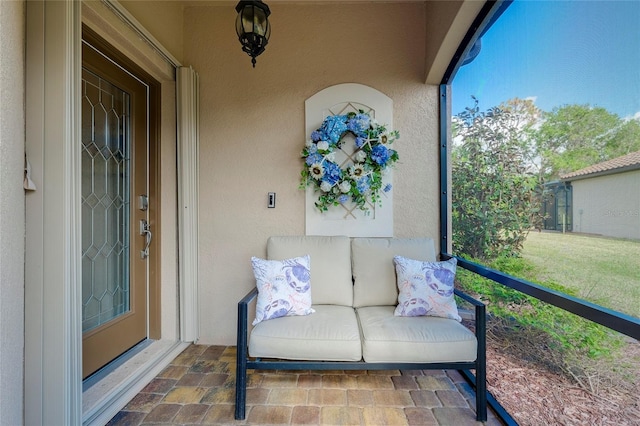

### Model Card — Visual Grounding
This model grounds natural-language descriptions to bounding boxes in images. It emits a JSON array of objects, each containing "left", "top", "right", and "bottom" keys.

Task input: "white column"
[{"left": 177, "top": 66, "right": 200, "bottom": 342}]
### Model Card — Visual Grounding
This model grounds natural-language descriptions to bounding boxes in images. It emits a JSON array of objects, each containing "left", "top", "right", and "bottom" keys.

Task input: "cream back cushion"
[
  {"left": 352, "top": 238, "right": 437, "bottom": 308},
  {"left": 267, "top": 235, "right": 353, "bottom": 306}
]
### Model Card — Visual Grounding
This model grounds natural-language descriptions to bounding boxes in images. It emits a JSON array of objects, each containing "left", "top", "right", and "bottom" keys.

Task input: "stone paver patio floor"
[{"left": 107, "top": 344, "right": 503, "bottom": 425}]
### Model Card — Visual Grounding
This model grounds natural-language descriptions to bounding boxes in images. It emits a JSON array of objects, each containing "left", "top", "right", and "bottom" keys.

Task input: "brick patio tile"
[
  {"left": 291, "top": 406, "right": 320, "bottom": 425},
  {"left": 199, "top": 387, "right": 235, "bottom": 404},
  {"left": 106, "top": 410, "right": 146, "bottom": 426},
  {"left": 320, "top": 406, "right": 362, "bottom": 425},
  {"left": 141, "top": 378, "right": 177, "bottom": 394},
  {"left": 343, "top": 370, "right": 367, "bottom": 376},
  {"left": 157, "top": 365, "right": 188, "bottom": 380},
  {"left": 401, "top": 370, "right": 425, "bottom": 376},
  {"left": 247, "top": 405, "right": 292, "bottom": 424},
  {"left": 362, "top": 406, "right": 408, "bottom": 425},
  {"left": 187, "top": 360, "right": 218, "bottom": 374},
  {"left": 170, "top": 352, "right": 200, "bottom": 367},
  {"left": 373, "top": 390, "right": 414, "bottom": 407},
  {"left": 199, "top": 373, "right": 229, "bottom": 387},
  {"left": 246, "top": 387, "right": 271, "bottom": 404},
  {"left": 422, "top": 369, "right": 447, "bottom": 377},
  {"left": 347, "top": 389, "right": 373, "bottom": 406},
  {"left": 436, "top": 389, "right": 469, "bottom": 407},
  {"left": 246, "top": 372, "right": 264, "bottom": 388},
  {"left": 180, "top": 344, "right": 209, "bottom": 356},
  {"left": 142, "top": 403, "right": 181, "bottom": 423},
  {"left": 416, "top": 375, "right": 456, "bottom": 391},
  {"left": 367, "top": 369, "right": 401, "bottom": 376},
  {"left": 410, "top": 390, "right": 442, "bottom": 408},
  {"left": 322, "top": 374, "right": 359, "bottom": 389},
  {"left": 455, "top": 382, "right": 476, "bottom": 402},
  {"left": 123, "top": 392, "right": 164, "bottom": 412},
  {"left": 356, "top": 375, "right": 394, "bottom": 390},
  {"left": 297, "top": 374, "right": 322, "bottom": 388},
  {"left": 200, "top": 404, "right": 236, "bottom": 424},
  {"left": 308, "top": 388, "right": 347, "bottom": 406},
  {"left": 267, "top": 388, "right": 308, "bottom": 405},
  {"left": 432, "top": 407, "right": 482, "bottom": 426},
  {"left": 261, "top": 374, "right": 298, "bottom": 388},
  {"left": 446, "top": 369, "right": 466, "bottom": 383},
  {"left": 392, "top": 375, "right": 419, "bottom": 390},
  {"left": 199, "top": 345, "right": 227, "bottom": 360},
  {"left": 163, "top": 386, "right": 208, "bottom": 404},
  {"left": 172, "top": 404, "right": 209, "bottom": 424},
  {"left": 404, "top": 407, "right": 438, "bottom": 425},
  {"left": 176, "top": 372, "right": 206, "bottom": 387}
]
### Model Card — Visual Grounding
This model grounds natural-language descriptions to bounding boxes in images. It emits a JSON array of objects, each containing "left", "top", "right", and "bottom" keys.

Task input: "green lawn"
[{"left": 522, "top": 232, "right": 640, "bottom": 318}]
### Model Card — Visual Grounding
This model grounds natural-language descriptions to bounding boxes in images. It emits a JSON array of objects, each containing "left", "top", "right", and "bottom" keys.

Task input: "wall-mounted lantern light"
[{"left": 235, "top": 1, "right": 271, "bottom": 68}]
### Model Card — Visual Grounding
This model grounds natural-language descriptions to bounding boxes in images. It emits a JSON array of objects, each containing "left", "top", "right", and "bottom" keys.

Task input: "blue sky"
[{"left": 452, "top": 0, "right": 640, "bottom": 119}]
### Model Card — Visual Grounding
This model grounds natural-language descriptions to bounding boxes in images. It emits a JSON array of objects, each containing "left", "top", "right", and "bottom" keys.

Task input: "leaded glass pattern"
[{"left": 81, "top": 68, "right": 131, "bottom": 333}]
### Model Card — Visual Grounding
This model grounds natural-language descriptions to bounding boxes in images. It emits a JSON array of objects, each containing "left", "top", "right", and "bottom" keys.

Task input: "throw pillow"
[
  {"left": 393, "top": 256, "right": 461, "bottom": 321},
  {"left": 251, "top": 255, "right": 315, "bottom": 325}
]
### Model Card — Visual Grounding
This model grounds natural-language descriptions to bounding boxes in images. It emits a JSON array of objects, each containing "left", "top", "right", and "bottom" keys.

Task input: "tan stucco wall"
[
  {"left": 0, "top": 0, "right": 25, "bottom": 424},
  {"left": 119, "top": 0, "right": 184, "bottom": 63},
  {"left": 572, "top": 170, "right": 640, "bottom": 240},
  {"left": 183, "top": 2, "right": 440, "bottom": 345}
]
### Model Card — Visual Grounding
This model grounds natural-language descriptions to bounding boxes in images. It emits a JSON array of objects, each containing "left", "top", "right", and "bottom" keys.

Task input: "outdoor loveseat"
[{"left": 235, "top": 235, "right": 487, "bottom": 421}]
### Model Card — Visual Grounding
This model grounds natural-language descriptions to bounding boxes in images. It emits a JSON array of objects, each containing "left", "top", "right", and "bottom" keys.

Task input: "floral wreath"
[{"left": 299, "top": 111, "right": 399, "bottom": 213}]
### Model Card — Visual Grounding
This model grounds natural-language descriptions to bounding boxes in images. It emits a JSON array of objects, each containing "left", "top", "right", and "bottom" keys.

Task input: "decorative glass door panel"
[{"left": 82, "top": 68, "right": 131, "bottom": 333}]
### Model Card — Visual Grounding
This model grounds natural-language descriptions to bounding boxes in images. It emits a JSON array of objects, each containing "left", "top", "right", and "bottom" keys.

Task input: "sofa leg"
[
  {"left": 235, "top": 346, "right": 247, "bottom": 420},
  {"left": 476, "top": 364, "right": 487, "bottom": 421}
]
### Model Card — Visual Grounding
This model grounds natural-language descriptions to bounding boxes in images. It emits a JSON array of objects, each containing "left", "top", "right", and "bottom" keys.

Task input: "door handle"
[{"left": 139, "top": 219, "right": 152, "bottom": 259}]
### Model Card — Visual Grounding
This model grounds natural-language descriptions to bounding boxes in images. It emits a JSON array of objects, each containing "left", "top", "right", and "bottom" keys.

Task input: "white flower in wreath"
[
  {"left": 309, "top": 163, "right": 324, "bottom": 180},
  {"left": 355, "top": 150, "right": 367, "bottom": 163},
  {"left": 320, "top": 181, "right": 333, "bottom": 192},
  {"left": 349, "top": 164, "right": 366, "bottom": 179},
  {"left": 317, "top": 141, "right": 330, "bottom": 151},
  {"left": 305, "top": 139, "right": 313, "bottom": 148},
  {"left": 338, "top": 180, "right": 351, "bottom": 193}
]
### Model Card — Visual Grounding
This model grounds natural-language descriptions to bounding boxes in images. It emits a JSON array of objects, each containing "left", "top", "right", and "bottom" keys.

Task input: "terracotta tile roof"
[{"left": 560, "top": 150, "right": 640, "bottom": 180}]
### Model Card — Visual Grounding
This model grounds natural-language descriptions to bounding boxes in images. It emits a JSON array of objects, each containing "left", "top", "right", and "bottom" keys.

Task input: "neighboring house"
[
  {"left": 0, "top": 1, "right": 489, "bottom": 424},
  {"left": 560, "top": 150, "right": 640, "bottom": 240}
]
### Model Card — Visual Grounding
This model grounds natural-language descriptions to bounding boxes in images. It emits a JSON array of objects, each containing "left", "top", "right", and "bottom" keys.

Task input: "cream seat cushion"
[
  {"left": 357, "top": 306, "right": 477, "bottom": 363},
  {"left": 352, "top": 238, "right": 437, "bottom": 308},
  {"left": 249, "top": 305, "right": 362, "bottom": 361},
  {"left": 267, "top": 235, "right": 352, "bottom": 306}
]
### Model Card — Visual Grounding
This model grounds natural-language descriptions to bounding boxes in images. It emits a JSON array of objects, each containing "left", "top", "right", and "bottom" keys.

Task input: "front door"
[{"left": 81, "top": 40, "right": 151, "bottom": 379}]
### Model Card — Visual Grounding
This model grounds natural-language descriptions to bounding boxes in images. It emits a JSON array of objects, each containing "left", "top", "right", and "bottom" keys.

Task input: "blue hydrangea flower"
[
  {"left": 383, "top": 183, "right": 392, "bottom": 192},
  {"left": 322, "top": 161, "right": 342, "bottom": 186},
  {"left": 356, "top": 176, "right": 371, "bottom": 194},
  {"left": 371, "top": 145, "right": 390, "bottom": 166},
  {"left": 338, "top": 194, "right": 349, "bottom": 204},
  {"left": 347, "top": 113, "right": 371, "bottom": 134},
  {"left": 308, "top": 144, "right": 318, "bottom": 154},
  {"left": 311, "top": 130, "right": 323, "bottom": 142},
  {"left": 355, "top": 137, "right": 367, "bottom": 148},
  {"left": 305, "top": 152, "right": 323, "bottom": 166},
  {"left": 320, "top": 115, "right": 348, "bottom": 144}
]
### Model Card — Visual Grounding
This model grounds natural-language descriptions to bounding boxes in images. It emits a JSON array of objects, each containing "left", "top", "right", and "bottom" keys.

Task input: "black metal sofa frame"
[{"left": 235, "top": 287, "right": 487, "bottom": 421}]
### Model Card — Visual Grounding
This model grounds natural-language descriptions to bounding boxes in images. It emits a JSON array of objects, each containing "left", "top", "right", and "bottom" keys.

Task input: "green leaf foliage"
[{"left": 452, "top": 97, "right": 543, "bottom": 260}]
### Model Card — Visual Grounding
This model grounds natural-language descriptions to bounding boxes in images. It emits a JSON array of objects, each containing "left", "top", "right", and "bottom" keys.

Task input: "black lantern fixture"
[{"left": 235, "top": 0, "right": 271, "bottom": 68}]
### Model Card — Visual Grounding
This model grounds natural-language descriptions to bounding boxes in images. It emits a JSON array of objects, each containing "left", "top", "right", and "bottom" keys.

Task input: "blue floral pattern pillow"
[
  {"left": 393, "top": 256, "right": 461, "bottom": 321},
  {"left": 251, "top": 255, "right": 315, "bottom": 325}
]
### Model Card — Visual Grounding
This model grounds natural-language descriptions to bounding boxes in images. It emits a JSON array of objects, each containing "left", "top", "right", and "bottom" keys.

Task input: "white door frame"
[{"left": 24, "top": 1, "right": 200, "bottom": 423}]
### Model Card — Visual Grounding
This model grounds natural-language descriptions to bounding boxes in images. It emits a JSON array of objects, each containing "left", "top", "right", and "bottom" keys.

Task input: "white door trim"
[{"left": 25, "top": 1, "right": 83, "bottom": 424}]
